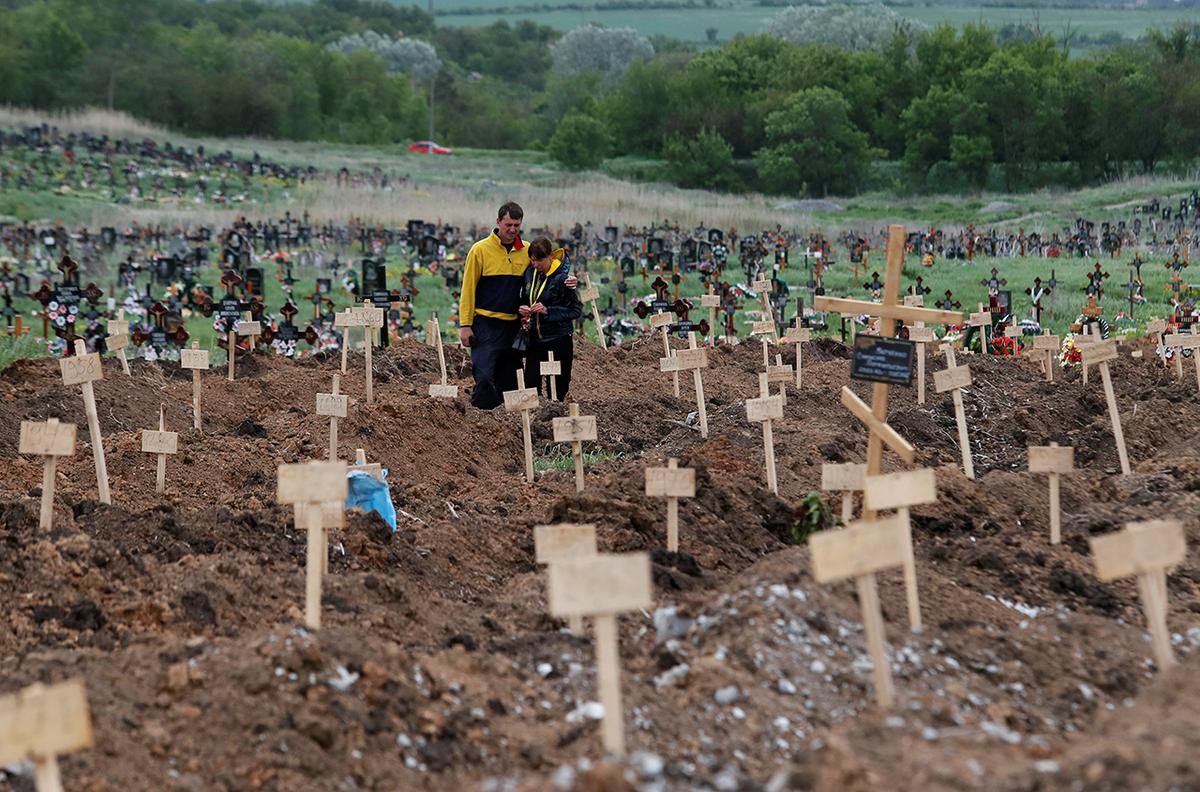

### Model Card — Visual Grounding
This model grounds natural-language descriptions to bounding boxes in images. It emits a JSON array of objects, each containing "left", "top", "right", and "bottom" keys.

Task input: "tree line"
[{"left": 1, "top": 0, "right": 1198, "bottom": 197}]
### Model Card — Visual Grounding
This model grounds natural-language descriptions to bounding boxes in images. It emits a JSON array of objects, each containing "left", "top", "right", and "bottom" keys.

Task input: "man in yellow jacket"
[{"left": 459, "top": 202, "right": 551, "bottom": 408}]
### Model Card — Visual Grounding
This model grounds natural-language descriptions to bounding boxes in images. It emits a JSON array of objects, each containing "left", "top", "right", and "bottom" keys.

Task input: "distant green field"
[{"left": 434, "top": 3, "right": 1200, "bottom": 43}]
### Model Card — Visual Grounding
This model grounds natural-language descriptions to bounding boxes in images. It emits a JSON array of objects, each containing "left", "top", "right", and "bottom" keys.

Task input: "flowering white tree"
[
  {"left": 551, "top": 25, "right": 654, "bottom": 83},
  {"left": 765, "top": 5, "right": 925, "bottom": 51},
  {"left": 327, "top": 32, "right": 441, "bottom": 80}
]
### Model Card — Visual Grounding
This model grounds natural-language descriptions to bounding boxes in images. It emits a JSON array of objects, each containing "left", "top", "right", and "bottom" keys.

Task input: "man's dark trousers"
[{"left": 469, "top": 315, "right": 520, "bottom": 409}]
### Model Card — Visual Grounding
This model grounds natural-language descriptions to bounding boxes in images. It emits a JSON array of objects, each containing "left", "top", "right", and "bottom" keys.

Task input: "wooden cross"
[
  {"left": 662, "top": 333, "right": 709, "bottom": 437},
  {"left": 546, "top": 553, "right": 652, "bottom": 756},
  {"left": 0, "top": 678, "right": 93, "bottom": 792},
  {"left": 426, "top": 316, "right": 458, "bottom": 398},
  {"left": 180, "top": 342, "right": 210, "bottom": 431},
  {"left": 1146, "top": 318, "right": 1169, "bottom": 368},
  {"left": 753, "top": 279, "right": 778, "bottom": 340},
  {"left": 352, "top": 448, "right": 384, "bottom": 481},
  {"left": 19, "top": 418, "right": 76, "bottom": 531},
  {"left": 552, "top": 403, "right": 597, "bottom": 493},
  {"left": 651, "top": 312, "right": 679, "bottom": 397},
  {"left": 578, "top": 273, "right": 606, "bottom": 349},
  {"left": 968, "top": 306, "right": 992, "bottom": 354},
  {"left": 814, "top": 225, "right": 962, "bottom": 518},
  {"left": 541, "top": 351, "right": 562, "bottom": 401},
  {"left": 863, "top": 468, "right": 936, "bottom": 631},
  {"left": 782, "top": 325, "right": 810, "bottom": 388},
  {"left": 1028, "top": 443, "right": 1073, "bottom": 544},
  {"left": 1091, "top": 519, "right": 1185, "bottom": 669},
  {"left": 907, "top": 325, "right": 935, "bottom": 404},
  {"left": 1081, "top": 340, "right": 1131, "bottom": 475},
  {"left": 317, "top": 374, "right": 348, "bottom": 461},
  {"left": 646, "top": 458, "right": 695, "bottom": 553},
  {"left": 226, "top": 318, "right": 261, "bottom": 382},
  {"left": 534, "top": 523, "right": 597, "bottom": 633},
  {"left": 107, "top": 310, "right": 131, "bottom": 375},
  {"left": 933, "top": 346, "right": 975, "bottom": 479},
  {"left": 821, "top": 462, "right": 865, "bottom": 523},
  {"left": 810, "top": 514, "right": 911, "bottom": 707},
  {"left": 1163, "top": 332, "right": 1200, "bottom": 389},
  {"left": 1030, "top": 331, "right": 1060, "bottom": 383},
  {"left": 503, "top": 369, "right": 539, "bottom": 484},
  {"left": 277, "top": 461, "right": 348, "bottom": 629},
  {"left": 746, "top": 372, "right": 783, "bottom": 494},
  {"left": 700, "top": 285, "right": 721, "bottom": 346},
  {"left": 140, "top": 404, "right": 178, "bottom": 495},
  {"left": 60, "top": 340, "right": 110, "bottom": 505},
  {"left": 361, "top": 301, "right": 383, "bottom": 404}
]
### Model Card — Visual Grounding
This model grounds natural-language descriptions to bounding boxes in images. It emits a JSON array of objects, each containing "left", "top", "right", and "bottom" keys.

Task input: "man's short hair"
[{"left": 497, "top": 201, "right": 524, "bottom": 221}]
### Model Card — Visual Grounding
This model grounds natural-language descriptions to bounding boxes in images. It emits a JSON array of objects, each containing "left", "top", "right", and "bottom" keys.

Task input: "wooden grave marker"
[
  {"left": 361, "top": 302, "right": 384, "bottom": 405},
  {"left": 107, "top": 311, "right": 131, "bottom": 375},
  {"left": 863, "top": 469, "right": 936, "bottom": 631},
  {"left": 1028, "top": 443, "right": 1073, "bottom": 544},
  {"left": 810, "top": 514, "right": 910, "bottom": 707},
  {"left": 662, "top": 333, "right": 709, "bottom": 437},
  {"left": 821, "top": 461, "right": 865, "bottom": 523},
  {"left": 646, "top": 458, "right": 695, "bottom": 553},
  {"left": 1081, "top": 340, "right": 1131, "bottom": 475},
  {"left": 277, "top": 461, "right": 348, "bottom": 629},
  {"left": 969, "top": 306, "right": 991, "bottom": 354},
  {"left": 1091, "top": 519, "right": 1185, "bottom": 669},
  {"left": 815, "top": 225, "right": 963, "bottom": 518},
  {"left": 0, "top": 678, "right": 93, "bottom": 792},
  {"left": 541, "top": 351, "right": 562, "bottom": 402},
  {"left": 651, "top": 312, "right": 680, "bottom": 397},
  {"left": 752, "top": 279, "right": 778, "bottom": 340},
  {"left": 426, "top": 316, "right": 458, "bottom": 398},
  {"left": 353, "top": 448, "right": 384, "bottom": 481},
  {"left": 180, "top": 341, "right": 210, "bottom": 431},
  {"left": 227, "top": 319, "right": 261, "bottom": 382},
  {"left": 60, "top": 340, "right": 110, "bottom": 505},
  {"left": 552, "top": 403, "right": 597, "bottom": 493},
  {"left": 746, "top": 372, "right": 783, "bottom": 494},
  {"left": 19, "top": 418, "right": 76, "bottom": 531},
  {"left": 1164, "top": 333, "right": 1200, "bottom": 390},
  {"left": 579, "top": 273, "right": 606, "bottom": 349},
  {"left": 503, "top": 369, "right": 540, "bottom": 484},
  {"left": 700, "top": 286, "right": 721, "bottom": 345},
  {"left": 908, "top": 325, "right": 935, "bottom": 404},
  {"left": 534, "top": 522, "right": 597, "bottom": 633},
  {"left": 782, "top": 325, "right": 811, "bottom": 388},
  {"left": 317, "top": 373, "right": 349, "bottom": 461},
  {"left": 1147, "top": 318, "right": 1169, "bottom": 367},
  {"left": 140, "top": 404, "right": 178, "bottom": 495},
  {"left": 546, "top": 553, "right": 652, "bottom": 756},
  {"left": 1004, "top": 324, "right": 1022, "bottom": 356},
  {"left": 1031, "top": 331, "right": 1061, "bottom": 383},
  {"left": 764, "top": 340, "right": 792, "bottom": 405},
  {"left": 933, "top": 346, "right": 976, "bottom": 479}
]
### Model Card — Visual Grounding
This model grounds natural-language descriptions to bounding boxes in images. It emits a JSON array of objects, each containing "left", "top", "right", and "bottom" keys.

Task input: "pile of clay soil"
[{"left": 1, "top": 333, "right": 1199, "bottom": 792}]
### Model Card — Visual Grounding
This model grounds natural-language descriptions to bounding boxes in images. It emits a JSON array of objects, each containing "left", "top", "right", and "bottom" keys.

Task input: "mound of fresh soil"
[{"left": 0, "top": 333, "right": 1198, "bottom": 791}]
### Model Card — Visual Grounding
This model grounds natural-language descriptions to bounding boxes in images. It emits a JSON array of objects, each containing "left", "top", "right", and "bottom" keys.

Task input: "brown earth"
[{"left": 1, "top": 333, "right": 1199, "bottom": 791}]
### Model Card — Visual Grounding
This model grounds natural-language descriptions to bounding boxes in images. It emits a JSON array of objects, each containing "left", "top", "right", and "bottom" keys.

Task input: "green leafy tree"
[
  {"left": 754, "top": 87, "right": 873, "bottom": 196},
  {"left": 548, "top": 112, "right": 612, "bottom": 170},
  {"left": 949, "top": 134, "right": 992, "bottom": 189},
  {"left": 662, "top": 128, "right": 742, "bottom": 191}
]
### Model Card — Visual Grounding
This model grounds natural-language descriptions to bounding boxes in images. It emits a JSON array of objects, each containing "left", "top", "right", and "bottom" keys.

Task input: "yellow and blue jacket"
[{"left": 458, "top": 229, "right": 529, "bottom": 325}]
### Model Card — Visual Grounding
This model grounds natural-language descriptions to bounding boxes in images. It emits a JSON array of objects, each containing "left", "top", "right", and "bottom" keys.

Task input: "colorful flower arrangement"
[{"left": 1058, "top": 336, "right": 1082, "bottom": 367}]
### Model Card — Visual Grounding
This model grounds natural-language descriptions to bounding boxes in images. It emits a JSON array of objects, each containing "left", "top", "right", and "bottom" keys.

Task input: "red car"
[{"left": 407, "top": 140, "right": 452, "bottom": 155}]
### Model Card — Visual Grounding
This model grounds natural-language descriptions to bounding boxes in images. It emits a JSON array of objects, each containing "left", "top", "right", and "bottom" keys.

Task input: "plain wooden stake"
[
  {"left": 155, "top": 405, "right": 167, "bottom": 494},
  {"left": 758, "top": 372, "right": 778, "bottom": 495},
  {"left": 688, "top": 332, "right": 708, "bottom": 438},
  {"left": 73, "top": 340, "right": 110, "bottom": 505},
  {"left": 363, "top": 301, "right": 375, "bottom": 406},
  {"left": 856, "top": 573, "right": 894, "bottom": 708},
  {"left": 666, "top": 458, "right": 680, "bottom": 552},
  {"left": 593, "top": 613, "right": 625, "bottom": 756},
  {"left": 330, "top": 374, "right": 340, "bottom": 461},
  {"left": 1099, "top": 361, "right": 1131, "bottom": 475}
]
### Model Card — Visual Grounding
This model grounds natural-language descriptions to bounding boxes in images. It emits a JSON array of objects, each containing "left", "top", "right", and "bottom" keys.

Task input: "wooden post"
[
  {"left": 427, "top": 317, "right": 459, "bottom": 398},
  {"left": 61, "top": 340, "right": 109, "bottom": 505},
  {"left": 503, "top": 370, "right": 539, "bottom": 484},
  {"left": 277, "top": 461, "right": 348, "bottom": 629},
  {"left": 934, "top": 347, "right": 975, "bottom": 480},
  {"left": 753, "top": 279, "right": 778, "bottom": 341},
  {"left": 746, "top": 372, "right": 782, "bottom": 494},
  {"left": 814, "top": 226, "right": 963, "bottom": 519},
  {"left": 1091, "top": 519, "right": 1185, "bottom": 670},
  {"left": 768, "top": 352, "right": 791, "bottom": 406},
  {"left": 1004, "top": 324, "right": 1022, "bottom": 356},
  {"left": 534, "top": 523, "right": 597, "bottom": 633},
  {"left": 782, "top": 326, "right": 810, "bottom": 388},
  {"left": 863, "top": 469, "right": 936, "bottom": 632},
  {"left": 335, "top": 310, "right": 352, "bottom": 374},
  {"left": 651, "top": 312, "right": 679, "bottom": 397},
  {"left": 228, "top": 320, "right": 261, "bottom": 382},
  {"left": 1147, "top": 318, "right": 1169, "bottom": 368},
  {"left": 1031, "top": 332, "right": 1060, "bottom": 383},
  {"left": 701, "top": 287, "right": 721, "bottom": 346},
  {"left": 682, "top": 332, "right": 709, "bottom": 437},
  {"left": 541, "top": 350, "right": 561, "bottom": 402},
  {"left": 181, "top": 342, "right": 210, "bottom": 431},
  {"left": 1082, "top": 341, "right": 1131, "bottom": 475},
  {"left": 362, "top": 301, "right": 380, "bottom": 406},
  {"left": 546, "top": 553, "right": 653, "bottom": 757},
  {"left": 317, "top": 374, "right": 349, "bottom": 461},
  {"left": 821, "top": 462, "right": 865, "bottom": 524},
  {"left": 908, "top": 326, "right": 935, "bottom": 404},
  {"left": 108, "top": 311, "right": 130, "bottom": 375},
  {"left": 646, "top": 458, "right": 695, "bottom": 553},
  {"left": 579, "top": 274, "right": 606, "bottom": 349},
  {"left": 1028, "top": 443, "right": 1073, "bottom": 545},
  {"left": 810, "top": 515, "right": 912, "bottom": 708},
  {"left": 0, "top": 679, "right": 93, "bottom": 792},
  {"left": 140, "top": 404, "right": 178, "bottom": 495},
  {"left": 552, "top": 403, "right": 597, "bottom": 493},
  {"left": 19, "top": 419, "right": 76, "bottom": 531},
  {"left": 969, "top": 306, "right": 990, "bottom": 354}
]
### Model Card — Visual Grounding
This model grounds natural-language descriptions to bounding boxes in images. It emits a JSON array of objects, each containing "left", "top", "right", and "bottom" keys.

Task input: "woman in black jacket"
[{"left": 519, "top": 237, "right": 582, "bottom": 400}]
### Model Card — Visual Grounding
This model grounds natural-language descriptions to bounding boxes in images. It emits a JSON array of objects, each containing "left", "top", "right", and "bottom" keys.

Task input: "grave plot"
[{"left": 0, "top": 331, "right": 1198, "bottom": 792}]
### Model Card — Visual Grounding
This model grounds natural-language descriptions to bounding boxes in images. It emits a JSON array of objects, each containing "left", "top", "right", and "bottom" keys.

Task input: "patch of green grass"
[
  {"left": 534, "top": 447, "right": 627, "bottom": 471},
  {"left": 0, "top": 332, "right": 49, "bottom": 371}
]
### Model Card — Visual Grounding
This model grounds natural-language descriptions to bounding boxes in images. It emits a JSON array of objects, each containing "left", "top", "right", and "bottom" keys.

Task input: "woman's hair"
[{"left": 527, "top": 237, "right": 554, "bottom": 260}]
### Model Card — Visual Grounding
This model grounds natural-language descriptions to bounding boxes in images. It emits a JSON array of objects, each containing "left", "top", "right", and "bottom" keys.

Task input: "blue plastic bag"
[{"left": 345, "top": 468, "right": 397, "bottom": 531}]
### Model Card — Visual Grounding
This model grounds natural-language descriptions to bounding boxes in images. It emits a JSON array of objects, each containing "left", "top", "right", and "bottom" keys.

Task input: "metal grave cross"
[
  {"left": 979, "top": 267, "right": 1007, "bottom": 294},
  {"left": 1085, "top": 262, "right": 1110, "bottom": 299}
]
